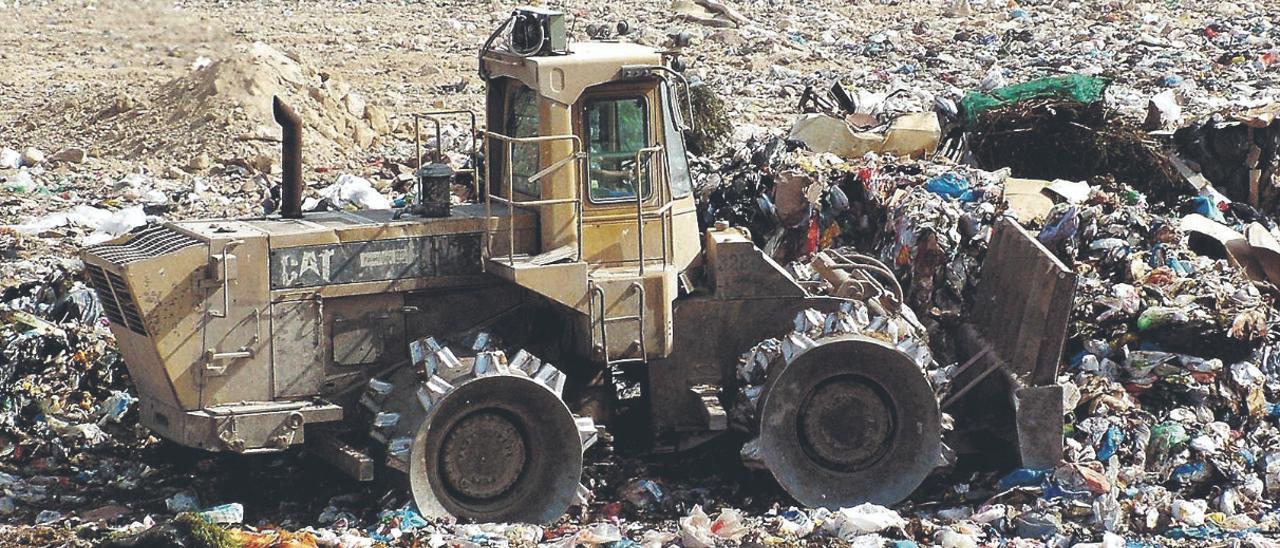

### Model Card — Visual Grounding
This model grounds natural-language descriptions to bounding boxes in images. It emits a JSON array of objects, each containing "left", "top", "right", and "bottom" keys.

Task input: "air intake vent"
[
  {"left": 83, "top": 224, "right": 200, "bottom": 336},
  {"left": 84, "top": 264, "right": 123, "bottom": 327},
  {"left": 86, "top": 224, "right": 200, "bottom": 265},
  {"left": 85, "top": 263, "right": 147, "bottom": 336}
]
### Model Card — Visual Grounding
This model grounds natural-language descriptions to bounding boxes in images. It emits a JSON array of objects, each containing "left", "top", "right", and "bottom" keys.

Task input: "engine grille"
[
  {"left": 86, "top": 224, "right": 200, "bottom": 265},
  {"left": 85, "top": 264, "right": 147, "bottom": 336},
  {"left": 84, "top": 224, "right": 201, "bottom": 336}
]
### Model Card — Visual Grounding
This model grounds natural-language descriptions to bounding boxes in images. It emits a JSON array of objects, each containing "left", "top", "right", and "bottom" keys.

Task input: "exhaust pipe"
[{"left": 273, "top": 95, "right": 303, "bottom": 219}]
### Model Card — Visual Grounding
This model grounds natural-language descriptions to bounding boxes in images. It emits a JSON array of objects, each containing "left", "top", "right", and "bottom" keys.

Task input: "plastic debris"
[
  {"left": 824, "top": 504, "right": 907, "bottom": 539},
  {"left": 197, "top": 503, "right": 245, "bottom": 524},
  {"left": 313, "top": 174, "right": 392, "bottom": 210}
]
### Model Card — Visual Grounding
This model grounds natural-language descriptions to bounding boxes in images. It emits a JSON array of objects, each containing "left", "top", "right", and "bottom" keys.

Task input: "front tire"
[{"left": 758, "top": 336, "right": 941, "bottom": 507}]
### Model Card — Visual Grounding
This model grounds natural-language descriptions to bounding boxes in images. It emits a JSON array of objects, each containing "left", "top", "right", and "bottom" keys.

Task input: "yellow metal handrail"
[
  {"left": 481, "top": 131, "right": 586, "bottom": 266},
  {"left": 587, "top": 280, "right": 649, "bottom": 366},
  {"left": 631, "top": 146, "right": 669, "bottom": 276}
]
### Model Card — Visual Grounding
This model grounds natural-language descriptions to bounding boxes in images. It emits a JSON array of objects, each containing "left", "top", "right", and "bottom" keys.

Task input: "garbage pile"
[
  {"left": 691, "top": 68, "right": 1280, "bottom": 542},
  {"left": 0, "top": 260, "right": 145, "bottom": 527},
  {"left": 678, "top": 0, "right": 1280, "bottom": 136},
  {"left": 0, "top": 261, "right": 133, "bottom": 459}
]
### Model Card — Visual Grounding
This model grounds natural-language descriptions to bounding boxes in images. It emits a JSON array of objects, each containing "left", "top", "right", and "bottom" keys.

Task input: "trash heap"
[
  {"left": 0, "top": 261, "right": 133, "bottom": 456},
  {"left": 691, "top": 71, "right": 1280, "bottom": 542},
  {"left": 0, "top": 260, "right": 144, "bottom": 525}
]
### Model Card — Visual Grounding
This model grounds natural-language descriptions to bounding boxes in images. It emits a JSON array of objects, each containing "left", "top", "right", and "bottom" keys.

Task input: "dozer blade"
[
  {"left": 408, "top": 373, "right": 589, "bottom": 523},
  {"left": 758, "top": 335, "right": 941, "bottom": 507}
]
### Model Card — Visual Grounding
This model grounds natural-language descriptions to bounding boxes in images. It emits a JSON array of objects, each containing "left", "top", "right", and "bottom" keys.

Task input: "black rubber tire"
[
  {"left": 758, "top": 335, "right": 941, "bottom": 507},
  {"left": 409, "top": 375, "right": 582, "bottom": 523}
]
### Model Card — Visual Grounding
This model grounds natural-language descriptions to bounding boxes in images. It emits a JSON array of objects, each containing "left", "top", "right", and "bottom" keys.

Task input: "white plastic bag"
[
  {"left": 679, "top": 505, "right": 715, "bottom": 548},
  {"left": 577, "top": 523, "right": 622, "bottom": 545},
  {"left": 319, "top": 174, "right": 391, "bottom": 210},
  {"left": 710, "top": 508, "right": 748, "bottom": 541},
  {"left": 1171, "top": 499, "right": 1206, "bottom": 527},
  {"left": 824, "top": 503, "right": 906, "bottom": 540}
]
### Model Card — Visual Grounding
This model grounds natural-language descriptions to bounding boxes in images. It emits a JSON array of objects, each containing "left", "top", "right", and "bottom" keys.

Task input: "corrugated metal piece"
[{"left": 86, "top": 224, "right": 201, "bottom": 265}]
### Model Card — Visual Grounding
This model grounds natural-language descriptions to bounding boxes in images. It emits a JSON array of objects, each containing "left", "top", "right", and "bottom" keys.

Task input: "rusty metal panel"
[
  {"left": 435, "top": 233, "right": 484, "bottom": 276},
  {"left": 402, "top": 284, "right": 528, "bottom": 344},
  {"left": 333, "top": 325, "right": 384, "bottom": 366},
  {"left": 1014, "top": 384, "right": 1065, "bottom": 468},
  {"left": 652, "top": 295, "right": 846, "bottom": 435},
  {"left": 322, "top": 294, "right": 406, "bottom": 382},
  {"left": 272, "top": 299, "right": 323, "bottom": 398},
  {"left": 704, "top": 228, "right": 806, "bottom": 299},
  {"left": 970, "top": 218, "right": 1077, "bottom": 384}
]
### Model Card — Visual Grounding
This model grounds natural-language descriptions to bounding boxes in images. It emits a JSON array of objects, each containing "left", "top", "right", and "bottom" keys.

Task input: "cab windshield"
[{"left": 584, "top": 96, "right": 650, "bottom": 202}]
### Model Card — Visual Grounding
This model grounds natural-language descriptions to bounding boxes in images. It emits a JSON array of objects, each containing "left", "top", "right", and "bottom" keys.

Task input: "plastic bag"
[
  {"left": 679, "top": 505, "right": 715, "bottom": 548},
  {"left": 1096, "top": 426, "right": 1122, "bottom": 461},
  {"left": 165, "top": 491, "right": 199, "bottom": 513},
  {"left": 318, "top": 174, "right": 392, "bottom": 210},
  {"left": 925, "top": 173, "right": 973, "bottom": 201},
  {"left": 824, "top": 503, "right": 906, "bottom": 539},
  {"left": 997, "top": 468, "right": 1048, "bottom": 490},
  {"left": 1171, "top": 499, "right": 1206, "bottom": 526},
  {"left": 710, "top": 508, "right": 748, "bottom": 541},
  {"left": 1037, "top": 206, "right": 1080, "bottom": 249},
  {"left": 99, "top": 391, "right": 137, "bottom": 424},
  {"left": 777, "top": 507, "right": 814, "bottom": 538},
  {"left": 198, "top": 503, "right": 245, "bottom": 524},
  {"left": 577, "top": 523, "right": 623, "bottom": 545}
]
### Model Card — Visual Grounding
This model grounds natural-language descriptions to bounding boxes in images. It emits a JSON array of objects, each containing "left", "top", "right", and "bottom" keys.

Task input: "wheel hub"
[
  {"left": 438, "top": 410, "right": 528, "bottom": 501},
  {"left": 797, "top": 375, "right": 896, "bottom": 472}
]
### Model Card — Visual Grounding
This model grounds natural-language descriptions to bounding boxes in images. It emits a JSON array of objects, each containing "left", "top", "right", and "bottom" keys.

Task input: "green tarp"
[{"left": 960, "top": 74, "right": 1110, "bottom": 127}]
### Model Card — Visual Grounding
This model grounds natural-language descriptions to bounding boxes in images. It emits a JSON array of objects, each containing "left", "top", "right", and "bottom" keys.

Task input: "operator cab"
[
  {"left": 407, "top": 8, "right": 704, "bottom": 363},
  {"left": 471, "top": 9, "right": 700, "bottom": 274}
]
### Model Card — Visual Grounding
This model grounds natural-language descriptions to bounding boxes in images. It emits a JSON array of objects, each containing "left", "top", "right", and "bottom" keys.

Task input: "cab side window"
[
  {"left": 661, "top": 83, "right": 692, "bottom": 198},
  {"left": 585, "top": 97, "right": 649, "bottom": 202},
  {"left": 508, "top": 85, "right": 541, "bottom": 198}
]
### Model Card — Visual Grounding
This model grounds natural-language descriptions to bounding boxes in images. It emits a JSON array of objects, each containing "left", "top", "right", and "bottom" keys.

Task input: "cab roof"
[{"left": 481, "top": 41, "right": 664, "bottom": 106}]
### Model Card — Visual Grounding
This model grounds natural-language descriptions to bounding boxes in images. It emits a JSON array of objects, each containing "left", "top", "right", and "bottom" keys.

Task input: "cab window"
[
  {"left": 585, "top": 96, "right": 650, "bottom": 202},
  {"left": 507, "top": 85, "right": 541, "bottom": 197},
  {"left": 661, "top": 83, "right": 692, "bottom": 198}
]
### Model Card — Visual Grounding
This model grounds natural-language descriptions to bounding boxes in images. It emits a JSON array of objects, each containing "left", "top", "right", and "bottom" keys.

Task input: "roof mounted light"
[{"left": 509, "top": 7, "right": 567, "bottom": 57}]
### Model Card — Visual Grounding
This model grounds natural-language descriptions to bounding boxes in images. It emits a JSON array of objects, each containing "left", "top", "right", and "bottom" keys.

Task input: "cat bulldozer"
[{"left": 81, "top": 8, "right": 1076, "bottom": 523}]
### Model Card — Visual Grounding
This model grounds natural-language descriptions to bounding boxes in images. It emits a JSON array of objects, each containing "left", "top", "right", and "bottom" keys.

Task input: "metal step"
[
  {"left": 485, "top": 257, "right": 589, "bottom": 311},
  {"left": 589, "top": 279, "right": 647, "bottom": 366}
]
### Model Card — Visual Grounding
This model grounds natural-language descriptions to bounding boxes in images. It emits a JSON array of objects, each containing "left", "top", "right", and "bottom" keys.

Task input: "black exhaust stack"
[{"left": 273, "top": 96, "right": 303, "bottom": 219}]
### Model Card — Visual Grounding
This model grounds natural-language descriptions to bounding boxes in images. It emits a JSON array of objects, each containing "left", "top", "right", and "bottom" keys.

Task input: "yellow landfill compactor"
[{"left": 81, "top": 8, "right": 1077, "bottom": 523}]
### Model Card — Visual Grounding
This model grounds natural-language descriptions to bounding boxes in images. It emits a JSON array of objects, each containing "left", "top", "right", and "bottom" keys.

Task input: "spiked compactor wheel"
[{"left": 409, "top": 374, "right": 589, "bottom": 523}]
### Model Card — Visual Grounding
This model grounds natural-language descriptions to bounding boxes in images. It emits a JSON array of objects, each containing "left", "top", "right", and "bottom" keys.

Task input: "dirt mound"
[{"left": 89, "top": 42, "right": 388, "bottom": 169}]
